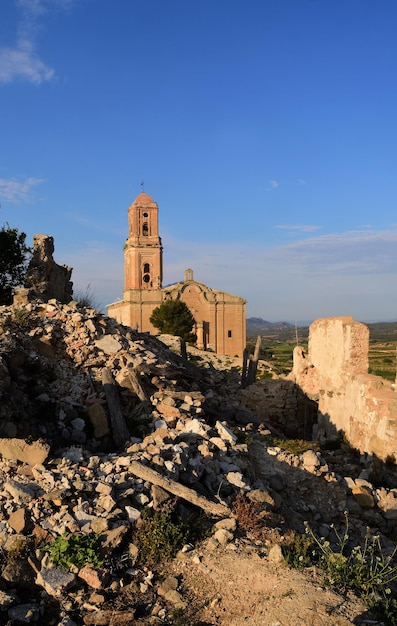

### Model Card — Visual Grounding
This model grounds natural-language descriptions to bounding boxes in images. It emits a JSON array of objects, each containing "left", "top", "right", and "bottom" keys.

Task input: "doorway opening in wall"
[{"left": 228, "top": 330, "right": 232, "bottom": 338}]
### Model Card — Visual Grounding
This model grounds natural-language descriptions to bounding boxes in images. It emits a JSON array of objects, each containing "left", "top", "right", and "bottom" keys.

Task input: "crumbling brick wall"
[{"left": 293, "top": 316, "right": 397, "bottom": 461}]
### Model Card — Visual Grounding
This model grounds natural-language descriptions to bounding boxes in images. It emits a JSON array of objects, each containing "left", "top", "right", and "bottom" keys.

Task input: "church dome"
[{"left": 131, "top": 192, "right": 156, "bottom": 206}]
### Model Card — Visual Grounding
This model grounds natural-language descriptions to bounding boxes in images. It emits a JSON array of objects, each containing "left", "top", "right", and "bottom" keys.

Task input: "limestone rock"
[
  {"left": 8, "top": 507, "right": 31, "bottom": 533},
  {"left": 0, "top": 590, "right": 15, "bottom": 610},
  {"left": 0, "top": 438, "right": 50, "bottom": 466},
  {"left": 87, "top": 403, "right": 110, "bottom": 438},
  {"left": 215, "top": 420, "right": 237, "bottom": 444},
  {"left": 83, "top": 610, "right": 136, "bottom": 625},
  {"left": 8, "top": 603, "right": 40, "bottom": 623},
  {"left": 376, "top": 488, "right": 397, "bottom": 519},
  {"left": 4, "top": 480, "right": 35, "bottom": 503},
  {"left": 78, "top": 566, "right": 109, "bottom": 589},
  {"left": 36, "top": 568, "right": 75, "bottom": 597},
  {"left": 268, "top": 544, "right": 283, "bottom": 563},
  {"left": 94, "top": 334, "right": 123, "bottom": 354},
  {"left": 301, "top": 449, "right": 321, "bottom": 472},
  {"left": 2, "top": 558, "right": 35, "bottom": 586},
  {"left": 352, "top": 484, "right": 375, "bottom": 508}
]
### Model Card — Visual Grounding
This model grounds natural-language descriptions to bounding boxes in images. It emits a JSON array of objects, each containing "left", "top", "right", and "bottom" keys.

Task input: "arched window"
[
  {"left": 143, "top": 262, "right": 151, "bottom": 285},
  {"left": 184, "top": 268, "right": 194, "bottom": 281},
  {"left": 142, "top": 222, "right": 149, "bottom": 236}
]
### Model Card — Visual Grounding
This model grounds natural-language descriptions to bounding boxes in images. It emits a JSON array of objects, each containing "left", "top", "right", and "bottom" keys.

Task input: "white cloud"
[
  {"left": 269, "top": 180, "right": 279, "bottom": 188},
  {"left": 0, "top": 177, "right": 45, "bottom": 203},
  {"left": 16, "top": 0, "right": 74, "bottom": 16},
  {"left": 17, "top": 0, "right": 48, "bottom": 16},
  {"left": 0, "top": 39, "right": 54, "bottom": 84},
  {"left": 162, "top": 227, "right": 397, "bottom": 320},
  {"left": 58, "top": 226, "right": 397, "bottom": 322},
  {"left": 0, "top": 0, "right": 74, "bottom": 85},
  {"left": 275, "top": 224, "right": 321, "bottom": 233}
]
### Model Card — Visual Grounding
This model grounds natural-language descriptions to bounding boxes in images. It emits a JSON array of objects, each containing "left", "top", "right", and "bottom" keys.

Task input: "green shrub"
[
  {"left": 12, "top": 307, "right": 36, "bottom": 329},
  {"left": 265, "top": 437, "right": 314, "bottom": 455},
  {"left": 0, "top": 224, "right": 30, "bottom": 305},
  {"left": 133, "top": 509, "right": 191, "bottom": 567},
  {"left": 45, "top": 533, "right": 103, "bottom": 570},
  {"left": 149, "top": 299, "right": 196, "bottom": 344}
]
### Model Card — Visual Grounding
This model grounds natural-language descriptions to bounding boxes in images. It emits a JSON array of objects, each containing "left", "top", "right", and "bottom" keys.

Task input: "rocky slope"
[{"left": 0, "top": 300, "right": 396, "bottom": 625}]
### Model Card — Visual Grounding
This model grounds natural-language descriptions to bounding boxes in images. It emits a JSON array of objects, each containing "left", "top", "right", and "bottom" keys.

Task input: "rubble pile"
[
  {"left": 0, "top": 300, "right": 244, "bottom": 448},
  {"left": 0, "top": 300, "right": 396, "bottom": 624}
]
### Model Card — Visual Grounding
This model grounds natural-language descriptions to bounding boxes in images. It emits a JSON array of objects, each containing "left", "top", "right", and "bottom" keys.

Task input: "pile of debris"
[{"left": 0, "top": 300, "right": 396, "bottom": 625}]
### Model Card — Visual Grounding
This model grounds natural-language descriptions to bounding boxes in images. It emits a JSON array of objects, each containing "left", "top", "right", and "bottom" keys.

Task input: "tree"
[
  {"left": 0, "top": 224, "right": 31, "bottom": 305},
  {"left": 150, "top": 298, "right": 197, "bottom": 343}
]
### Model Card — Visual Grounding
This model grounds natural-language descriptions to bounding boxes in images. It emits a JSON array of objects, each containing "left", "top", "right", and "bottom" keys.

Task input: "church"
[{"left": 107, "top": 192, "right": 246, "bottom": 357}]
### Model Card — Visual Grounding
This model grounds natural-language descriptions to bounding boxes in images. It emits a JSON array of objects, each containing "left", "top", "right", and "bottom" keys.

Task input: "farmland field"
[{"left": 246, "top": 320, "right": 397, "bottom": 381}]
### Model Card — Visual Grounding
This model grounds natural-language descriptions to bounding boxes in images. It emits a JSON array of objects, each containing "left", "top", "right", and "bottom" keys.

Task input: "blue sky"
[{"left": 1, "top": 0, "right": 397, "bottom": 322}]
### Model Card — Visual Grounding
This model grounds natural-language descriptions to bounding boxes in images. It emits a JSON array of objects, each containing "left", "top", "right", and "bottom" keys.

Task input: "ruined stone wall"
[
  {"left": 293, "top": 316, "right": 397, "bottom": 461},
  {"left": 13, "top": 234, "right": 73, "bottom": 305},
  {"left": 238, "top": 378, "right": 304, "bottom": 438}
]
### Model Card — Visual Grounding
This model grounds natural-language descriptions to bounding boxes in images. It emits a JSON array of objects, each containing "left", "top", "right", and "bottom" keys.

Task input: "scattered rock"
[
  {"left": 0, "top": 299, "right": 395, "bottom": 625},
  {"left": 36, "top": 568, "right": 76, "bottom": 597}
]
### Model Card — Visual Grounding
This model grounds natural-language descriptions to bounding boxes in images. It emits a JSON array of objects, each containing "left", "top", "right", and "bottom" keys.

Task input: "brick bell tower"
[{"left": 124, "top": 192, "right": 163, "bottom": 291}]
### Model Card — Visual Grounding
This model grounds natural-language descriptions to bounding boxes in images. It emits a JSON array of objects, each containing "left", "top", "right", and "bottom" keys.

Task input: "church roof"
[{"left": 131, "top": 192, "right": 156, "bottom": 206}]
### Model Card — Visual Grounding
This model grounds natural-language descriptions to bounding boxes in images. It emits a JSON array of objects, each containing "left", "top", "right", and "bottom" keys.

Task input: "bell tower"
[{"left": 124, "top": 192, "right": 163, "bottom": 291}]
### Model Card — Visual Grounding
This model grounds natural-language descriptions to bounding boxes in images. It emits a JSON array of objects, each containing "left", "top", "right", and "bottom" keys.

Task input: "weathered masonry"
[
  {"left": 107, "top": 192, "right": 246, "bottom": 357},
  {"left": 293, "top": 316, "right": 397, "bottom": 462}
]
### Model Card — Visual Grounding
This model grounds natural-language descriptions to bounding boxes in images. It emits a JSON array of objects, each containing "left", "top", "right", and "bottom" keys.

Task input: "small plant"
[
  {"left": 265, "top": 436, "right": 314, "bottom": 455},
  {"left": 74, "top": 283, "right": 98, "bottom": 309},
  {"left": 171, "top": 607, "right": 190, "bottom": 626},
  {"left": 258, "top": 369, "right": 273, "bottom": 380},
  {"left": 12, "top": 307, "right": 35, "bottom": 329},
  {"left": 282, "top": 530, "right": 314, "bottom": 569},
  {"left": 133, "top": 509, "right": 191, "bottom": 567},
  {"left": 232, "top": 493, "right": 265, "bottom": 538},
  {"left": 231, "top": 493, "right": 282, "bottom": 544},
  {"left": 6, "top": 535, "right": 29, "bottom": 561},
  {"left": 44, "top": 533, "right": 103, "bottom": 570},
  {"left": 287, "top": 513, "right": 397, "bottom": 625}
]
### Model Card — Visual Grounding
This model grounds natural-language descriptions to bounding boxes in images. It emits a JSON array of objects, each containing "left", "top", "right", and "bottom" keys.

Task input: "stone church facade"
[{"left": 107, "top": 192, "right": 246, "bottom": 357}]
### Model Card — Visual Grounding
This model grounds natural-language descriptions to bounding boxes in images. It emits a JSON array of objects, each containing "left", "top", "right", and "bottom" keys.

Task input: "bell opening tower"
[{"left": 124, "top": 192, "right": 163, "bottom": 291}]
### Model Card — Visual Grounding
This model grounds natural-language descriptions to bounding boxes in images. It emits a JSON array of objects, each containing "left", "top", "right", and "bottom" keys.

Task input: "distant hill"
[
  {"left": 366, "top": 321, "right": 397, "bottom": 342},
  {"left": 247, "top": 318, "right": 294, "bottom": 335},
  {"left": 247, "top": 317, "right": 397, "bottom": 344},
  {"left": 246, "top": 318, "right": 309, "bottom": 342}
]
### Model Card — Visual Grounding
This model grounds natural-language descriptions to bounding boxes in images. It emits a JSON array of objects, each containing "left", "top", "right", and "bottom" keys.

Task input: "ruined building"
[
  {"left": 107, "top": 192, "right": 246, "bottom": 357},
  {"left": 239, "top": 316, "right": 397, "bottom": 462},
  {"left": 13, "top": 234, "right": 73, "bottom": 306},
  {"left": 292, "top": 316, "right": 397, "bottom": 462}
]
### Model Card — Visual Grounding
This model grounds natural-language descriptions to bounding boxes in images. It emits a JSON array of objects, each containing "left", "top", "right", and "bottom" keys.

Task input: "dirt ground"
[{"left": 171, "top": 545, "right": 376, "bottom": 626}]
